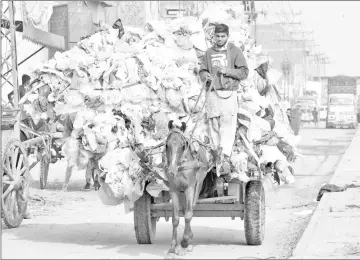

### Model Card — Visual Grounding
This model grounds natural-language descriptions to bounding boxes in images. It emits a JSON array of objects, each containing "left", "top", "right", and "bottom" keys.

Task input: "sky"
[{"left": 266, "top": 1, "right": 360, "bottom": 77}]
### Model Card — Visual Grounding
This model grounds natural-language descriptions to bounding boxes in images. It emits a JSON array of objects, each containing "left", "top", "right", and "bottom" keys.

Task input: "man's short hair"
[
  {"left": 214, "top": 23, "right": 229, "bottom": 35},
  {"left": 22, "top": 74, "right": 31, "bottom": 85}
]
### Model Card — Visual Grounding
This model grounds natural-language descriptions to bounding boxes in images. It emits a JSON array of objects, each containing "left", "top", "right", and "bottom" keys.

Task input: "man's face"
[{"left": 215, "top": 32, "right": 229, "bottom": 47}]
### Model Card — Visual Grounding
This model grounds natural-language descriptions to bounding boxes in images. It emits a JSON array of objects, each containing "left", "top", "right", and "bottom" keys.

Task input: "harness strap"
[{"left": 178, "top": 160, "right": 204, "bottom": 172}]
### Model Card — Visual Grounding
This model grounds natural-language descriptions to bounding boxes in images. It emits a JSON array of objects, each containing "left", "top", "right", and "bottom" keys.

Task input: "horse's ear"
[
  {"left": 168, "top": 120, "right": 174, "bottom": 130},
  {"left": 180, "top": 122, "right": 186, "bottom": 132}
]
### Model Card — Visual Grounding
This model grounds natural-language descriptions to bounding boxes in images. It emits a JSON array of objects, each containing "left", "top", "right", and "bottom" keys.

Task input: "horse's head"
[{"left": 165, "top": 120, "right": 187, "bottom": 176}]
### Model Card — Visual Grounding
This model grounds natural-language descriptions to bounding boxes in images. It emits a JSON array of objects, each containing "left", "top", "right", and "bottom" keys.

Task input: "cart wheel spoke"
[
  {"left": 2, "top": 184, "right": 14, "bottom": 199},
  {"left": 3, "top": 180, "right": 13, "bottom": 185},
  {"left": 3, "top": 174, "right": 12, "bottom": 182},
  {"left": 5, "top": 156, "right": 14, "bottom": 180},
  {"left": 16, "top": 154, "right": 24, "bottom": 175},
  {"left": 11, "top": 147, "right": 19, "bottom": 174},
  {"left": 3, "top": 162, "right": 11, "bottom": 176},
  {"left": 20, "top": 167, "right": 27, "bottom": 175}
]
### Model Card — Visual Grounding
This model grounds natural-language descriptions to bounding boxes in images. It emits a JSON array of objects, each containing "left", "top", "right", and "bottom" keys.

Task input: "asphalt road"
[{"left": 2, "top": 123, "right": 357, "bottom": 259}]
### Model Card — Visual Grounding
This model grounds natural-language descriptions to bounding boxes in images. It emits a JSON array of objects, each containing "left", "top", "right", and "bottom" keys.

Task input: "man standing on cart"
[{"left": 199, "top": 23, "right": 249, "bottom": 176}]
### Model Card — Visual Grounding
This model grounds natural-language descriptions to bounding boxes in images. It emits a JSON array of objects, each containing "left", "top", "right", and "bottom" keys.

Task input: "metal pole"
[
  {"left": 3, "top": 46, "right": 45, "bottom": 77},
  {"left": 0, "top": 0, "right": 2, "bottom": 220},
  {"left": 9, "top": 1, "right": 20, "bottom": 137},
  {"left": 0, "top": 0, "right": 3, "bottom": 127}
]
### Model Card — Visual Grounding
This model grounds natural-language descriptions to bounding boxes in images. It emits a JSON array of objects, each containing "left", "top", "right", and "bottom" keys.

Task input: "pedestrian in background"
[{"left": 312, "top": 107, "right": 319, "bottom": 128}]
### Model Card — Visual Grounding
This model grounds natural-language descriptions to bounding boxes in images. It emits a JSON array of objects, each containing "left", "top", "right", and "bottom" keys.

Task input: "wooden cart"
[
  {"left": 1, "top": 1, "right": 66, "bottom": 228},
  {"left": 2, "top": 108, "right": 55, "bottom": 228},
  {"left": 133, "top": 174, "right": 266, "bottom": 246}
]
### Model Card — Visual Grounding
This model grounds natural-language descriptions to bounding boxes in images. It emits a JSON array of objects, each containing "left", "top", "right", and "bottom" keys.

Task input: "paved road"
[{"left": 2, "top": 124, "right": 357, "bottom": 259}]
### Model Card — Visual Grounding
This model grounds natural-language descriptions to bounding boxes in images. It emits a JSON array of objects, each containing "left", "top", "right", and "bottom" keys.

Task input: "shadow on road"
[{"left": 3, "top": 222, "right": 247, "bottom": 257}]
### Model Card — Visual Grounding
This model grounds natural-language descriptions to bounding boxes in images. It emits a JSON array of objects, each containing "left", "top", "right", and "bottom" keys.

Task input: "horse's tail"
[{"left": 199, "top": 168, "right": 218, "bottom": 198}]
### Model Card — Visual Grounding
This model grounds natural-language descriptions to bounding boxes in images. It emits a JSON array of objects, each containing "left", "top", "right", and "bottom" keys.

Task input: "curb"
[{"left": 290, "top": 127, "right": 360, "bottom": 259}]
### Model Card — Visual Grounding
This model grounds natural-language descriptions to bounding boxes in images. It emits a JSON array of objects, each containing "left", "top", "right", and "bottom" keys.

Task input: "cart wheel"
[
  {"left": 134, "top": 191, "right": 156, "bottom": 244},
  {"left": 39, "top": 156, "right": 49, "bottom": 190},
  {"left": 244, "top": 180, "right": 265, "bottom": 246},
  {"left": 2, "top": 139, "right": 29, "bottom": 228}
]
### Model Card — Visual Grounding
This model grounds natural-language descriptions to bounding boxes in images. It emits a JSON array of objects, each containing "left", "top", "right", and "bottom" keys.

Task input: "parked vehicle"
[
  {"left": 326, "top": 76, "right": 358, "bottom": 129},
  {"left": 300, "top": 108, "right": 313, "bottom": 123},
  {"left": 319, "top": 106, "right": 327, "bottom": 121}
]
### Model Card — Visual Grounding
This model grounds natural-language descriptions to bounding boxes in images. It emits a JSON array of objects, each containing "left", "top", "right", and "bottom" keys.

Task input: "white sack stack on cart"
[{"left": 22, "top": 5, "right": 300, "bottom": 212}]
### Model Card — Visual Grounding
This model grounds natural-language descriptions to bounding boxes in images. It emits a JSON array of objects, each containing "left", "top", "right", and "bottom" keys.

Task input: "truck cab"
[{"left": 326, "top": 76, "right": 358, "bottom": 129}]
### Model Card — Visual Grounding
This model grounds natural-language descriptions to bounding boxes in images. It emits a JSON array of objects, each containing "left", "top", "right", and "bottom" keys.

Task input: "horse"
[{"left": 164, "top": 120, "right": 217, "bottom": 257}]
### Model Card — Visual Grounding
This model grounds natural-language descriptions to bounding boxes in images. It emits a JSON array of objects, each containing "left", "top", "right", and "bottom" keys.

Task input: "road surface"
[{"left": 2, "top": 123, "right": 357, "bottom": 259}]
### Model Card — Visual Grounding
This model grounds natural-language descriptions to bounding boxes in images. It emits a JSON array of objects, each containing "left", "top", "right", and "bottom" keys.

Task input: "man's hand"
[{"left": 205, "top": 73, "right": 213, "bottom": 83}]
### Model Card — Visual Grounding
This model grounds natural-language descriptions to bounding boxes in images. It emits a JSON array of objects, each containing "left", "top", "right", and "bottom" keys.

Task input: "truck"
[
  {"left": 294, "top": 95, "right": 318, "bottom": 108},
  {"left": 326, "top": 76, "right": 358, "bottom": 129}
]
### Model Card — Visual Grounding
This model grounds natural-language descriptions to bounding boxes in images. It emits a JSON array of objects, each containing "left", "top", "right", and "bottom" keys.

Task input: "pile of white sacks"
[{"left": 23, "top": 4, "right": 300, "bottom": 209}]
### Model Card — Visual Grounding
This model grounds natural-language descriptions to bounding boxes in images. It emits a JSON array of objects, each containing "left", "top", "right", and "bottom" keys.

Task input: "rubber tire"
[
  {"left": 134, "top": 191, "right": 156, "bottom": 244},
  {"left": 244, "top": 180, "right": 265, "bottom": 246},
  {"left": 40, "top": 157, "right": 49, "bottom": 190}
]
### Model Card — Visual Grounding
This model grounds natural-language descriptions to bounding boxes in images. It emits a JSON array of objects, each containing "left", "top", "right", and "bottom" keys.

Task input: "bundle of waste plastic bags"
[{"left": 23, "top": 4, "right": 300, "bottom": 209}]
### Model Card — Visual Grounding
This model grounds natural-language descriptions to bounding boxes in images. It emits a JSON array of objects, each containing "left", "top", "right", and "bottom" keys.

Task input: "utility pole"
[
  {"left": 318, "top": 57, "right": 331, "bottom": 77},
  {"left": 242, "top": 1, "right": 267, "bottom": 46}
]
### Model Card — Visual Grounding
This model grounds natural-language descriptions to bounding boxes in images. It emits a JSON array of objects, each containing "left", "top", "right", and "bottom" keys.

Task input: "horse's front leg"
[
  {"left": 178, "top": 187, "right": 195, "bottom": 255},
  {"left": 167, "top": 191, "right": 180, "bottom": 258}
]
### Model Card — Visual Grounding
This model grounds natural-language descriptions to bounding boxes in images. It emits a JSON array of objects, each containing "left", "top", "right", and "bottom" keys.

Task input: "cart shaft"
[{"left": 22, "top": 135, "right": 51, "bottom": 147}]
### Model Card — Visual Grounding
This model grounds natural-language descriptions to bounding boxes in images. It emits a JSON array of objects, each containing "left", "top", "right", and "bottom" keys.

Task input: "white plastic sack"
[
  {"left": 252, "top": 115, "right": 271, "bottom": 132},
  {"left": 274, "top": 160, "right": 295, "bottom": 184},
  {"left": 146, "top": 180, "right": 169, "bottom": 197},
  {"left": 247, "top": 124, "right": 262, "bottom": 142},
  {"left": 260, "top": 145, "right": 287, "bottom": 164},
  {"left": 98, "top": 183, "right": 123, "bottom": 206},
  {"left": 121, "top": 84, "right": 157, "bottom": 104},
  {"left": 189, "top": 31, "right": 208, "bottom": 52},
  {"left": 267, "top": 68, "right": 282, "bottom": 85}
]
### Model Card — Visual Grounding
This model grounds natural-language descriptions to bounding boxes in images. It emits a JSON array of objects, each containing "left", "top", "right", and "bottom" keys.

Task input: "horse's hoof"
[
  {"left": 61, "top": 187, "right": 68, "bottom": 192},
  {"left": 165, "top": 253, "right": 176, "bottom": 259},
  {"left": 83, "top": 183, "right": 91, "bottom": 191},
  {"left": 187, "top": 245, "right": 193, "bottom": 252},
  {"left": 175, "top": 246, "right": 187, "bottom": 256},
  {"left": 93, "top": 182, "right": 100, "bottom": 191}
]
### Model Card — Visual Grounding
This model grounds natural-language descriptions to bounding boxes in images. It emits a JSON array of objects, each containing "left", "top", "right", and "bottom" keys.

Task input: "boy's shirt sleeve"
[{"left": 225, "top": 49, "right": 249, "bottom": 80}]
